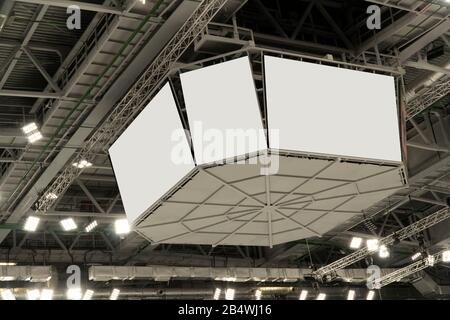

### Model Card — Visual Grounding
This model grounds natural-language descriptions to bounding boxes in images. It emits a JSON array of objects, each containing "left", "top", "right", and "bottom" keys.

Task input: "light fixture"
[
  {"left": 22, "top": 122, "right": 38, "bottom": 134},
  {"left": 0, "top": 262, "right": 16, "bottom": 266},
  {"left": 26, "top": 289, "right": 41, "bottom": 300},
  {"left": 85, "top": 220, "right": 98, "bottom": 232},
  {"left": 115, "top": 219, "right": 130, "bottom": 235},
  {"left": 28, "top": 131, "right": 43, "bottom": 143},
  {"left": 350, "top": 237, "right": 362, "bottom": 249},
  {"left": 255, "top": 289, "right": 262, "bottom": 300},
  {"left": 22, "top": 122, "right": 43, "bottom": 143},
  {"left": 442, "top": 250, "right": 450, "bottom": 262},
  {"left": 83, "top": 289, "right": 94, "bottom": 300},
  {"left": 213, "top": 288, "right": 221, "bottom": 300},
  {"left": 67, "top": 287, "right": 82, "bottom": 300},
  {"left": 40, "top": 289, "right": 54, "bottom": 300},
  {"left": 45, "top": 192, "right": 58, "bottom": 200},
  {"left": 110, "top": 288, "right": 120, "bottom": 300},
  {"left": 366, "top": 239, "right": 379, "bottom": 252},
  {"left": 225, "top": 288, "right": 235, "bottom": 300},
  {"left": 366, "top": 290, "right": 375, "bottom": 300},
  {"left": 378, "top": 245, "right": 390, "bottom": 258},
  {"left": 60, "top": 218, "right": 77, "bottom": 231},
  {"left": 299, "top": 290, "right": 308, "bottom": 300},
  {"left": 427, "top": 255, "right": 435, "bottom": 267},
  {"left": 24, "top": 216, "right": 40, "bottom": 232},
  {"left": 316, "top": 293, "right": 326, "bottom": 300},
  {"left": 411, "top": 252, "right": 422, "bottom": 261},
  {"left": 347, "top": 289, "right": 355, "bottom": 300},
  {"left": 1, "top": 289, "right": 15, "bottom": 300},
  {"left": 72, "top": 159, "right": 92, "bottom": 169}
]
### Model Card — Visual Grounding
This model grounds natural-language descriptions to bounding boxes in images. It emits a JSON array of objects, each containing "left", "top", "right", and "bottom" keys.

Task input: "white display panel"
[
  {"left": 109, "top": 83, "right": 195, "bottom": 224},
  {"left": 264, "top": 55, "right": 402, "bottom": 162},
  {"left": 181, "top": 57, "right": 267, "bottom": 165}
]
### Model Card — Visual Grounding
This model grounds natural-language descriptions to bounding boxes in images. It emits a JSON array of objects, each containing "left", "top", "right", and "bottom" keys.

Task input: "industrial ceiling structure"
[{"left": 0, "top": 0, "right": 449, "bottom": 300}]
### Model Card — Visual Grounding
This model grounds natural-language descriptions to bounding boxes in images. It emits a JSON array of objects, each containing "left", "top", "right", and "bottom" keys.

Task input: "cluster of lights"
[
  {"left": 350, "top": 237, "right": 390, "bottom": 259},
  {"left": 85, "top": 220, "right": 98, "bottom": 232},
  {"left": 299, "top": 290, "right": 308, "bottom": 300},
  {"left": 411, "top": 252, "right": 422, "bottom": 261},
  {"left": 213, "top": 288, "right": 221, "bottom": 300},
  {"left": 60, "top": 218, "right": 77, "bottom": 231},
  {"left": 347, "top": 289, "right": 356, "bottom": 300},
  {"left": 22, "top": 122, "right": 43, "bottom": 143},
  {"left": 115, "top": 219, "right": 130, "bottom": 235},
  {"left": 24, "top": 216, "right": 40, "bottom": 232},
  {"left": 23, "top": 216, "right": 129, "bottom": 236},
  {"left": 110, "top": 288, "right": 120, "bottom": 300},
  {"left": 1, "top": 289, "right": 16, "bottom": 300},
  {"left": 45, "top": 192, "right": 58, "bottom": 200},
  {"left": 225, "top": 288, "right": 235, "bottom": 300},
  {"left": 72, "top": 159, "right": 92, "bottom": 169}
]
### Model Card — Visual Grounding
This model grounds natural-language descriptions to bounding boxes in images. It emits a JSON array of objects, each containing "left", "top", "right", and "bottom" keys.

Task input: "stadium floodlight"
[
  {"left": 316, "top": 293, "right": 326, "bottom": 300},
  {"left": 255, "top": 289, "right": 262, "bottom": 300},
  {"left": 366, "top": 290, "right": 375, "bottom": 300},
  {"left": 225, "top": 288, "right": 235, "bottom": 300},
  {"left": 378, "top": 245, "right": 390, "bottom": 258},
  {"left": 299, "top": 290, "right": 308, "bottom": 300},
  {"left": 22, "top": 122, "right": 38, "bottom": 134},
  {"left": 115, "top": 219, "right": 130, "bottom": 235},
  {"left": 28, "top": 131, "right": 43, "bottom": 143},
  {"left": 442, "top": 250, "right": 450, "bottom": 262},
  {"left": 85, "top": 220, "right": 98, "bottom": 232},
  {"left": 82, "top": 289, "right": 94, "bottom": 300},
  {"left": 40, "top": 289, "right": 54, "bottom": 300},
  {"left": 1, "top": 289, "right": 15, "bottom": 300},
  {"left": 45, "top": 192, "right": 58, "bottom": 200},
  {"left": 22, "top": 123, "right": 43, "bottom": 143},
  {"left": 110, "top": 289, "right": 120, "bottom": 300},
  {"left": 27, "top": 289, "right": 41, "bottom": 300},
  {"left": 72, "top": 159, "right": 92, "bottom": 169},
  {"left": 427, "top": 255, "right": 435, "bottom": 267},
  {"left": 213, "top": 288, "right": 221, "bottom": 300},
  {"left": 411, "top": 252, "right": 422, "bottom": 261},
  {"left": 350, "top": 237, "right": 362, "bottom": 249},
  {"left": 24, "top": 216, "right": 40, "bottom": 232},
  {"left": 60, "top": 218, "right": 77, "bottom": 231},
  {"left": 67, "top": 288, "right": 82, "bottom": 300},
  {"left": 347, "top": 290, "right": 356, "bottom": 300},
  {"left": 366, "top": 239, "right": 379, "bottom": 252}
]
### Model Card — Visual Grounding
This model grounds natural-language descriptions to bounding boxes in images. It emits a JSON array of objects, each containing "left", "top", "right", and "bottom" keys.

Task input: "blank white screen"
[
  {"left": 265, "top": 55, "right": 401, "bottom": 162},
  {"left": 109, "top": 83, "right": 195, "bottom": 224},
  {"left": 181, "top": 57, "right": 267, "bottom": 165}
]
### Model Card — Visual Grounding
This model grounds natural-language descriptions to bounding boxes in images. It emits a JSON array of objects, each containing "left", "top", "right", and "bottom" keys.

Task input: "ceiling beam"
[{"left": 398, "top": 20, "right": 450, "bottom": 63}]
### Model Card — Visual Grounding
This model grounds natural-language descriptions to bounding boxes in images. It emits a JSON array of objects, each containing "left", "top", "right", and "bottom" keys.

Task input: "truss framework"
[
  {"left": 314, "top": 207, "right": 450, "bottom": 280},
  {"left": 406, "top": 76, "right": 450, "bottom": 120},
  {"left": 35, "top": 0, "right": 229, "bottom": 213},
  {"left": 374, "top": 250, "right": 447, "bottom": 289}
]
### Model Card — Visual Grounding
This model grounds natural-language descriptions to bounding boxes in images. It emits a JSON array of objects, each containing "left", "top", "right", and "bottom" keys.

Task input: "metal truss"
[
  {"left": 35, "top": 0, "right": 229, "bottom": 213},
  {"left": 314, "top": 207, "right": 450, "bottom": 280},
  {"left": 374, "top": 250, "right": 447, "bottom": 289},
  {"left": 406, "top": 76, "right": 450, "bottom": 120}
]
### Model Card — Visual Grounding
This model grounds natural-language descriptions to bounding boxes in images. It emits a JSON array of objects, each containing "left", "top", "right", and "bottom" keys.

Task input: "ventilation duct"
[
  {"left": 0, "top": 266, "right": 53, "bottom": 282},
  {"left": 89, "top": 265, "right": 402, "bottom": 283}
]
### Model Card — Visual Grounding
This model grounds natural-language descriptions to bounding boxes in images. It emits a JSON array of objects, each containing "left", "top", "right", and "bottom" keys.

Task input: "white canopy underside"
[{"left": 135, "top": 152, "right": 406, "bottom": 246}]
